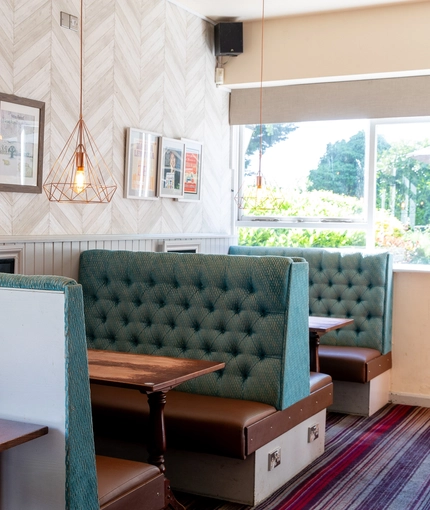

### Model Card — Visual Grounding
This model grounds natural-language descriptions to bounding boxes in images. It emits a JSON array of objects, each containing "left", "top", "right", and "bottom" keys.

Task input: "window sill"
[{"left": 393, "top": 264, "right": 430, "bottom": 273}]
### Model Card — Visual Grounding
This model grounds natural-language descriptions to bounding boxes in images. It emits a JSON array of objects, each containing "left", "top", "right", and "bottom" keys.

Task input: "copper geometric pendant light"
[{"left": 43, "top": 0, "right": 117, "bottom": 203}]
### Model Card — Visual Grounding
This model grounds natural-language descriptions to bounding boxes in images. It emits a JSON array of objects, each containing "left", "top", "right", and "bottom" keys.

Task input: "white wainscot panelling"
[{"left": 0, "top": 235, "right": 237, "bottom": 280}]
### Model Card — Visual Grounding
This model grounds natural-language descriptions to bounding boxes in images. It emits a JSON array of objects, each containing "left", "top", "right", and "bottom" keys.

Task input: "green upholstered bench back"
[
  {"left": 79, "top": 250, "right": 310, "bottom": 411},
  {"left": 228, "top": 247, "right": 393, "bottom": 355}
]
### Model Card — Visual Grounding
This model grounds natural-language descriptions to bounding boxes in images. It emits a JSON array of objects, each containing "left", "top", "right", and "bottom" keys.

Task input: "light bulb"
[{"left": 73, "top": 151, "right": 85, "bottom": 193}]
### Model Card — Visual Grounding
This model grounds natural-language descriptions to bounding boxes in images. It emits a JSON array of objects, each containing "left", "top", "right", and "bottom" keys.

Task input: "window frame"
[{"left": 234, "top": 116, "right": 430, "bottom": 252}]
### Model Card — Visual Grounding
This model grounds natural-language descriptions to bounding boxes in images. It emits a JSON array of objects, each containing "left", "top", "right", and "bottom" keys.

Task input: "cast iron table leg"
[{"left": 145, "top": 390, "right": 185, "bottom": 510}]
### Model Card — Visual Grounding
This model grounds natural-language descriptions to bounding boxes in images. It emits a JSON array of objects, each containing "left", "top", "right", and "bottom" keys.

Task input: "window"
[{"left": 236, "top": 117, "right": 430, "bottom": 264}]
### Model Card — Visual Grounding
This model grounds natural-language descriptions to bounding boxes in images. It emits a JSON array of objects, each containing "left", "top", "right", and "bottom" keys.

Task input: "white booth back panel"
[{"left": 0, "top": 288, "right": 66, "bottom": 510}]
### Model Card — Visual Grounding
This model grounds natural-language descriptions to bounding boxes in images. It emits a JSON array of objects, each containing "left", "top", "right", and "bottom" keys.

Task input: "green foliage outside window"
[{"left": 239, "top": 124, "right": 430, "bottom": 264}]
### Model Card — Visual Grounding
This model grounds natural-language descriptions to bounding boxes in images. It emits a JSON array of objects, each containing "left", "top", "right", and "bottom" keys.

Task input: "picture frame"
[
  {"left": 0, "top": 93, "right": 45, "bottom": 193},
  {"left": 124, "top": 128, "right": 160, "bottom": 199},
  {"left": 158, "top": 137, "right": 185, "bottom": 198},
  {"left": 179, "top": 138, "right": 203, "bottom": 202}
]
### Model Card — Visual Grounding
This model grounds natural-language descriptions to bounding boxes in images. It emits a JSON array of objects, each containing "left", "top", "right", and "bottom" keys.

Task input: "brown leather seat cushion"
[
  {"left": 96, "top": 455, "right": 164, "bottom": 510},
  {"left": 319, "top": 345, "right": 382, "bottom": 383},
  {"left": 310, "top": 371, "right": 332, "bottom": 392},
  {"left": 91, "top": 385, "right": 277, "bottom": 459}
]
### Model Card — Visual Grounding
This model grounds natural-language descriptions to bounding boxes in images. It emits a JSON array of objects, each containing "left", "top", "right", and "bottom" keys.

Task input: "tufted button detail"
[
  {"left": 183, "top": 302, "right": 190, "bottom": 310},
  {"left": 346, "top": 312, "right": 351, "bottom": 318},
  {"left": 131, "top": 336, "right": 139, "bottom": 346},
  {"left": 158, "top": 300, "right": 165, "bottom": 307},
  {"left": 193, "top": 322, "right": 200, "bottom": 332},
  {"left": 122, "top": 316, "right": 129, "bottom": 327},
  {"left": 348, "top": 282, "right": 353, "bottom": 288},
  {"left": 173, "top": 280, "right": 180, "bottom": 289},
  {"left": 241, "top": 370, "right": 250, "bottom": 381},
  {"left": 124, "top": 278, "right": 132, "bottom": 287},
  {"left": 220, "top": 327, "right": 226, "bottom": 334},
  {"left": 208, "top": 304, "right": 215, "bottom": 313},
  {"left": 231, "top": 346, "right": 239, "bottom": 357},
  {"left": 113, "top": 296, "right": 120, "bottom": 306},
  {"left": 328, "top": 281, "right": 333, "bottom": 287},
  {"left": 337, "top": 297, "right": 342, "bottom": 302},
  {"left": 367, "top": 313, "right": 372, "bottom": 319},
  {"left": 134, "top": 298, "right": 142, "bottom": 307},
  {"left": 148, "top": 279, "right": 156, "bottom": 288}
]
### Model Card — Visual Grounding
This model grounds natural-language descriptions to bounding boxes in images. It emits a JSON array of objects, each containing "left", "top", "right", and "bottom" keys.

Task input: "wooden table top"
[
  {"left": 87, "top": 349, "right": 225, "bottom": 393},
  {"left": 309, "top": 316, "right": 354, "bottom": 334},
  {"left": 0, "top": 418, "right": 48, "bottom": 452}
]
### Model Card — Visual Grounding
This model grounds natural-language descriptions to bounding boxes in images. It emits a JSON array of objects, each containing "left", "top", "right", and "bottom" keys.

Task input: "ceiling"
[{"left": 170, "top": 0, "right": 419, "bottom": 22}]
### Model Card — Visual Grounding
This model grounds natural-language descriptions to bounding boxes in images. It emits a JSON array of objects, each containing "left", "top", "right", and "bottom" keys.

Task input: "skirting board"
[
  {"left": 390, "top": 392, "right": 430, "bottom": 408},
  {"left": 164, "top": 410, "right": 327, "bottom": 506},
  {"left": 328, "top": 370, "right": 391, "bottom": 416}
]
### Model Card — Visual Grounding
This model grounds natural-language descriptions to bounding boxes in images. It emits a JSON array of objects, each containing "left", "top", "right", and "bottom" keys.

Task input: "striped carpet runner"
[{"left": 179, "top": 404, "right": 430, "bottom": 509}]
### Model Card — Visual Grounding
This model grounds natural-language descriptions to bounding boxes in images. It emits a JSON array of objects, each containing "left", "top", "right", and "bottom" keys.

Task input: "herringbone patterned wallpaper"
[{"left": 0, "top": 0, "right": 231, "bottom": 236}]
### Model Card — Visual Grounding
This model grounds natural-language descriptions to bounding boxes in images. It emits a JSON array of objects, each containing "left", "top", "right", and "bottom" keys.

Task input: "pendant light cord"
[
  {"left": 258, "top": 0, "right": 265, "bottom": 181},
  {"left": 79, "top": 0, "right": 83, "bottom": 121}
]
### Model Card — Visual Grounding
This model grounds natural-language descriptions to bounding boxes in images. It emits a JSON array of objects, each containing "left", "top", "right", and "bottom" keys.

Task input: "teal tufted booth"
[
  {"left": 228, "top": 247, "right": 393, "bottom": 354},
  {"left": 78, "top": 249, "right": 334, "bottom": 505},
  {"left": 80, "top": 249, "right": 310, "bottom": 409},
  {"left": 228, "top": 246, "right": 394, "bottom": 416}
]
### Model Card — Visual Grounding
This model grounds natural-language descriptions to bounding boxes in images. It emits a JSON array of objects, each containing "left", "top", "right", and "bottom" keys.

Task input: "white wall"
[
  {"left": 0, "top": 0, "right": 231, "bottom": 237},
  {"left": 224, "top": 2, "right": 430, "bottom": 87},
  {"left": 391, "top": 270, "right": 430, "bottom": 406}
]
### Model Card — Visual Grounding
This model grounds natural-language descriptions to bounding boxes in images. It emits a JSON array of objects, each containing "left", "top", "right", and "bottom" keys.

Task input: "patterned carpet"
[{"left": 176, "top": 404, "right": 430, "bottom": 510}]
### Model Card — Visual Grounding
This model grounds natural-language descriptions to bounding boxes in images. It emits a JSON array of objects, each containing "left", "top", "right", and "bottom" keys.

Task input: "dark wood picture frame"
[{"left": 0, "top": 93, "right": 45, "bottom": 193}]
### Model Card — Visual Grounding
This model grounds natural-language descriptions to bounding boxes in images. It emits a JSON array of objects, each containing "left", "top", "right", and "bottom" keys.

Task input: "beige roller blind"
[{"left": 230, "top": 75, "right": 430, "bottom": 125}]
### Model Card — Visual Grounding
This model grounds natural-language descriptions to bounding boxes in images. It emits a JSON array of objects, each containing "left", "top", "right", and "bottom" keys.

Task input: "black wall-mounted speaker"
[{"left": 214, "top": 22, "right": 243, "bottom": 56}]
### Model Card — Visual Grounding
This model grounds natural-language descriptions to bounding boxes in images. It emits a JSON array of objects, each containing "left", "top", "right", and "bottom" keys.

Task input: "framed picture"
[
  {"left": 0, "top": 93, "right": 45, "bottom": 193},
  {"left": 124, "top": 128, "right": 160, "bottom": 199},
  {"left": 158, "top": 137, "right": 185, "bottom": 198},
  {"left": 179, "top": 138, "right": 202, "bottom": 202}
]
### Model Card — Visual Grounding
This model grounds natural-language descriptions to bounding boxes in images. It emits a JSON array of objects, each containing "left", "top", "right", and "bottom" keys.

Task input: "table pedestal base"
[
  {"left": 165, "top": 478, "right": 185, "bottom": 510},
  {"left": 145, "top": 390, "right": 185, "bottom": 510}
]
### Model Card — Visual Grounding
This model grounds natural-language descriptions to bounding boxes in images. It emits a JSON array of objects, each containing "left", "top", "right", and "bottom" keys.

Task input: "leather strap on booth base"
[
  {"left": 96, "top": 455, "right": 164, "bottom": 510},
  {"left": 319, "top": 346, "right": 392, "bottom": 383}
]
